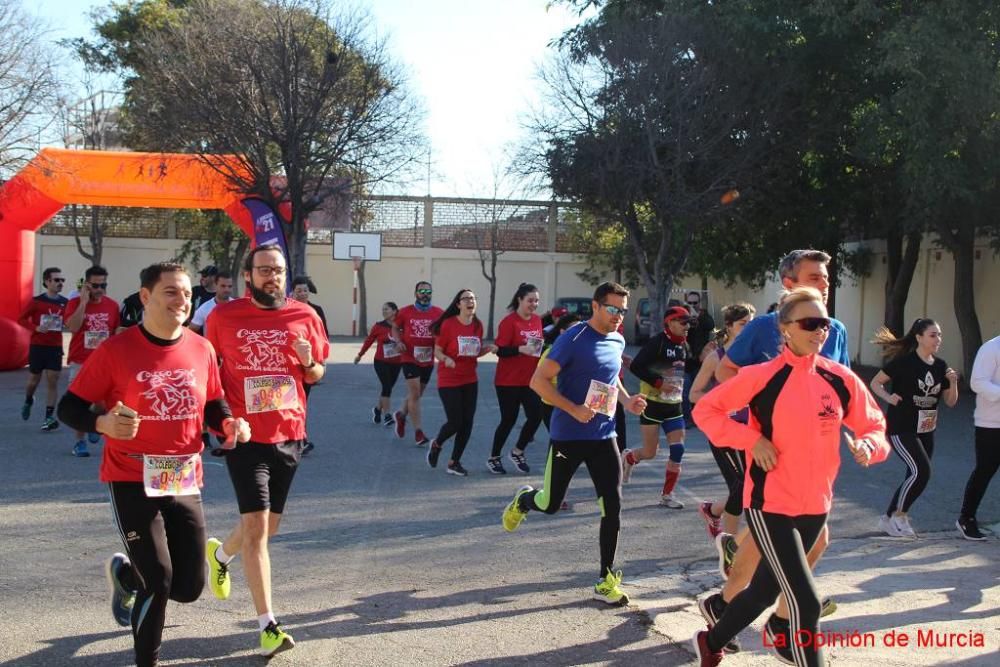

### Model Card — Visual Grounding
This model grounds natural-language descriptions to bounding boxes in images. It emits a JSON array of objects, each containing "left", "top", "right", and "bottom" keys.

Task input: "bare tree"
[
  {"left": 0, "top": 0, "right": 60, "bottom": 175},
  {"left": 125, "top": 0, "right": 425, "bottom": 276}
]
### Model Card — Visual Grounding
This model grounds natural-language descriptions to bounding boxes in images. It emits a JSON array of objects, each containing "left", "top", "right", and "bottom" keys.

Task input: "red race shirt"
[
  {"left": 396, "top": 304, "right": 444, "bottom": 366},
  {"left": 18, "top": 294, "right": 69, "bottom": 347},
  {"left": 66, "top": 297, "right": 121, "bottom": 364},
  {"left": 359, "top": 320, "right": 402, "bottom": 363},
  {"left": 69, "top": 327, "right": 224, "bottom": 484},
  {"left": 436, "top": 316, "right": 484, "bottom": 388},
  {"left": 494, "top": 312, "right": 544, "bottom": 386},
  {"left": 205, "top": 298, "right": 330, "bottom": 444}
]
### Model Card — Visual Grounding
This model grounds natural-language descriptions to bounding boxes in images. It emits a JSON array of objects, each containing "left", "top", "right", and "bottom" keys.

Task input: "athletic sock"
[
  {"left": 625, "top": 450, "right": 638, "bottom": 466},
  {"left": 215, "top": 544, "right": 235, "bottom": 565},
  {"left": 45, "top": 406, "right": 55, "bottom": 418},
  {"left": 663, "top": 467, "right": 680, "bottom": 495},
  {"left": 24, "top": 395, "right": 33, "bottom": 405},
  {"left": 258, "top": 612, "right": 277, "bottom": 632}
]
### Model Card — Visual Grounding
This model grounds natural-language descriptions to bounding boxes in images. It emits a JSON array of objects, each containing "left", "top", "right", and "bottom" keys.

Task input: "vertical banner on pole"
[{"left": 242, "top": 198, "right": 292, "bottom": 291}]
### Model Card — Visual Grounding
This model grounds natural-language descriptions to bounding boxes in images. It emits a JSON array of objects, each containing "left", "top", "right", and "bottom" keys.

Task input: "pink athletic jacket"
[{"left": 693, "top": 346, "right": 889, "bottom": 515}]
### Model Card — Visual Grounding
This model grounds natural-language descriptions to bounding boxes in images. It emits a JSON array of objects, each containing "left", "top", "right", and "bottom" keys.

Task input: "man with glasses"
[
  {"left": 203, "top": 244, "right": 328, "bottom": 658},
  {"left": 18, "top": 267, "right": 69, "bottom": 431},
  {"left": 392, "top": 281, "right": 444, "bottom": 446},
  {"left": 65, "top": 266, "right": 120, "bottom": 457},
  {"left": 623, "top": 306, "right": 693, "bottom": 508},
  {"left": 503, "top": 281, "right": 647, "bottom": 606},
  {"left": 705, "top": 249, "right": 848, "bottom": 663},
  {"left": 684, "top": 291, "right": 715, "bottom": 429}
]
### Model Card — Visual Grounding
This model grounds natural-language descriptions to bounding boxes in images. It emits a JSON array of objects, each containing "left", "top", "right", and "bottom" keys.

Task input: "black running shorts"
[
  {"left": 28, "top": 344, "right": 63, "bottom": 374},
  {"left": 402, "top": 363, "right": 434, "bottom": 384},
  {"left": 224, "top": 440, "right": 303, "bottom": 514},
  {"left": 639, "top": 400, "right": 683, "bottom": 426}
]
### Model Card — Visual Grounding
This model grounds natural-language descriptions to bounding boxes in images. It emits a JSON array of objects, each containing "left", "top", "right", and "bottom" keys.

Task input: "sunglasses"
[
  {"left": 793, "top": 317, "right": 831, "bottom": 332},
  {"left": 667, "top": 318, "right": 694, "bottom": 326},
  {"left": 89, "top": 282, "right": 108, "bottom": 289},
  {"left": 50, "top": 278, "right": 66, "bottom": 283},
  {"left": 601, "top": 303, "right": 628, "bottom": 317},
  {"left": 416, "top": 289, "right": 433, "bottom": 296},
  {"left": 686, "top": 301, "right": 700, "bottom": 306}
]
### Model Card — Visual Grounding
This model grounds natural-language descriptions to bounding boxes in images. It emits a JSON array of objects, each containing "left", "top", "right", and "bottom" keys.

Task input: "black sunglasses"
[
  {"left": 50, "top": 278, "right": 66, "bottom": 283},
  {"left": 89, "top": 282, "right": 108, "bottom": 289},
  {"left": 793, "top": 317, "right": 831, "bottom": 332}
]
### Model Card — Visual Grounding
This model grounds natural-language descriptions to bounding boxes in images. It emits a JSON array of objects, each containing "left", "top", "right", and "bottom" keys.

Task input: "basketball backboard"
[{"left": 333, "top": 231, "right": 382, "bottom": 261}]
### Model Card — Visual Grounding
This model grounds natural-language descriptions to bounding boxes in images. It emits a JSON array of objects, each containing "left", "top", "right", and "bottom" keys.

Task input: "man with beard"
[
  {"left": 19, "top": 267, "right": 69, "bottom": 431},
  {"left": 203, "top": 245, "right": 329, "bottom": 657},
  {"left": 392, "top": 281, "right": 445, "bottom": 446}
]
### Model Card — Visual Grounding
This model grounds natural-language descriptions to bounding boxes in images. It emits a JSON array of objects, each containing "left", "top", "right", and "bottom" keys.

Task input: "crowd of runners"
[{"left": 15, "top": 246, "right": 1000, "bottom": 666}]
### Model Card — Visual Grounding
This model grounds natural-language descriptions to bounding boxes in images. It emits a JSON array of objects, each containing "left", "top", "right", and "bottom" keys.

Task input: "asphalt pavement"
[{"left": 0, "top": 339, "right": 996, "bottom": 666}]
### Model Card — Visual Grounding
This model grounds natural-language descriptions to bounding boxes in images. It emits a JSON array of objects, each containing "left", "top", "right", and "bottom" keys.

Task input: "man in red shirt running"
[
  {"left": 204, "top": 244, "right": 329, "bottom": 658},
  {"left": 18, "top": 266, "right": 68, "bottom": 432},
  {"left": 392, "top": 281, "right": 444, "bottom": 446},
  {"left": 65, "top": 265, "right": 121, "bottom": 457}
]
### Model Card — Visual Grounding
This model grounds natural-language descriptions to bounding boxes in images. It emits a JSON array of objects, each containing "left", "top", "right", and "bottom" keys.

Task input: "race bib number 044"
[
  {"left": 143, "top": 454, "right": 200, "bottom": 497},
  {"left": 244, "top": 375, "right": 299, "bottom": 414}
]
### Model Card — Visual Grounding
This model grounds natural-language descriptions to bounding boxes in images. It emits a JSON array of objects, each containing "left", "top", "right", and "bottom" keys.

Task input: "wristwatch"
[{"left": 302, "top": 360, "right": 317, "bottom": 370}]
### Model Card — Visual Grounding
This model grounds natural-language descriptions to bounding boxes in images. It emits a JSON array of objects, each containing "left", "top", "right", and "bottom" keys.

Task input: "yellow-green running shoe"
[
  {"left": 260, "top": 621, "right": 295, "bottom": 657},
  {"left": 502, "top": 485, "right": 533, "bottom": 532},
  {"left": 205, "top": 537, "right": 231, "bottom": 600},
  {"left": 593, "top": 570, "right": 629, "bottom": 606},
  {"left": 820, "top": 597, "right": 837, "bottom": 618}
]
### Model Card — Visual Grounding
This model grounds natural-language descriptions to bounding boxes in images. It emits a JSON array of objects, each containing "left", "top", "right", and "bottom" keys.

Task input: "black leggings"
[
  {"left": 887, "top": 432, "right": 934, "bottom": 515},
  {"left": 710, "top": 444, "right": 745, "bottom": 516},
  {"left": 961, "top": 426, "right": 1000, "bottom": 519},
  {"left": 491, "top": 385, "right": 543, "bottom": 457},
  {"left": 108, "top": 482, "right": 206, "bottom": 667},
  {"left": 614, "top": 402, "right": 627, "bottom": 452},
  {"left": 541, "top": 403, "right": 554, "bottom": 430},
  {"left": 436, "top": 382, "right": 478, "bottom": 463},
  {"left": 374, "top": 360, "right": 402, "bottom": 398},
  {"left": 519, "top": 438, "right": 622, "bottom": 579},
  {"left": 708, "top": 509, "right": 827, "bottom": 667}
]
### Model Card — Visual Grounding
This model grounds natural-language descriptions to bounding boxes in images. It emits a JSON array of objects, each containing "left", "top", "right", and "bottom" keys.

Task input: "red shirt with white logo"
[
  {"left": 494, "top": 312, "right": 544, "bottom": 386},
  {"left": 66, "top": 297, "right": 121, "bottom": 364},
  {"left": 396, "top": 304, "right": 444, "bottom": 367},
  {"left": 359, "top": 320, "right": 402, "bottom": 363},
  {"left": 205, "top": 297, "right": 330, "bottom": 443},
  {"left": 69, "top": 326, "right": 223, "bottom": 484},
  {"left": 436, "top": 316, "right": 484, "bottom": 388},
  {"left": 18, "top": 294, "right": 69, "bottom": 347}
]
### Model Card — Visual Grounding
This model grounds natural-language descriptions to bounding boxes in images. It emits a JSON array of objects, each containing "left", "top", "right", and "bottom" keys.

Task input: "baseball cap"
[
  {"left": 663, "top": 306, "right": 691, "bottom": 323},
  {"left": 551, "top": 306, "right": 568, "bottom": 319}
]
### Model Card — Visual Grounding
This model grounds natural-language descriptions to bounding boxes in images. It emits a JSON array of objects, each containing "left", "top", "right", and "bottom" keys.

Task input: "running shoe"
[
  {"left": 446, "top": 461, "right": 468, "bottom": 476},
  {"left": 764, "top": 614, "right": 794, "bottom": 665},
  {"left": 715, "top": 532, "right": 737, "bottom": 580},
  {"left": 698, "top": 501, "right": 723, "bottom": 539},
  {"left": 560, "top": 500, "right": 572, "bottom": 511},
  {"left": 259, "top": 621, "right": 295, "bottom": 657},
  {"left": 593, "top": 570, "right": 629, "bottom": 606},
  {"left": 41, "top": 417, "right": 59, "bottom": 432},
  {"left": 427, "top": 440, "right": 442, "bottom": 468},
  {"left": 415, "top": 429, "right": 430, "bottom": 447},
  {"left": 393, "top": 411, "right": 406, "bottom": 439},
  {"left": 956, "top": 517, "right": 988, "bottom": 541},
  {"left": 502, "top": 485, "right": 533, "bottom": 532},
  {"left": 820, "top": 597, "right": 837, "bottom": 618},
  {"left": 382, "top": 413, "right": 395, "bottom": 428},
  {"left": 621, "top": 449, "right": 636, "bottom": 483},
  {"left": 21, "top": 398, "right": 32, "bottom": 421},
  {"left": 105, "top": 553, "right": 136, "bottom": 627},
  {"left": 660, "top": 493, "right": 684, "bottom": 509},
  {"left": 891, "top": 514, "right": 916, "bottom": 537},
  {"left": 72, "top": 440, "right": 90, "bottom": 457},
  {"left": 691, "top": 629, "right": 723, "bottom": 667},
  {"left": 301, "top": 440, "right": 315, "bottom": 456},
  {"left": 508, "top": 450, "right": 530, "bottom": 474},
  {"left": 878, "top": 514, "right": 905, "bottom": 537},
  {"left": 371, "top": 406, "right": 381, "bottom": 425},
  {"left": 205, "top": 537, "right": 231, "bottom": 600},
  {"left": 486, "top": 457, "right": 506, "bottom": 474},
  {"left": 697, "top": 593, "right": 741, "bottom": 653},
  {"left": 87, "top": 432, "right": 101, "bottom": 444}
]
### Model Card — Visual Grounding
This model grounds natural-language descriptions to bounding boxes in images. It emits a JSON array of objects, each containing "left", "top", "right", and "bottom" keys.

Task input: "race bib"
[
  {"left": 84, "top": 330, "right": 109, "bottom": 349},
  {"left": 413, "top": 346, "right": 433, "bottom": 364},
  {"left": 143, "top": 453, "right": 200, "bottom": 497},
  {"left": 244, "top": 375, "right": 298, "bottom": 414},
  {"left": 457, "top": 336, "right": 481, "bottom": 357},
  {"left": 659, "top": 367, "right": 685, "bottom": 404},
  {"left": 40, "top": 314, "right": 63, "bottom": 332},
  {"left": 917, "top": 409, "right": 938, "bottom": 434},
  {"left": 382, "top": 340, "right": 401, "bottom": 359},
  {"left": 524, "top": 335, "right": 543, "bottom": 357},
  {"left": 585, "top": 379, "right": 618, "bottom": 418}
]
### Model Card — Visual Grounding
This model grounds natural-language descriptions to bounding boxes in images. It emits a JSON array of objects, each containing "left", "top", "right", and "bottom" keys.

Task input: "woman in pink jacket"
[{"left": 690, "top": 287, "right": 890, "bottom": 667}]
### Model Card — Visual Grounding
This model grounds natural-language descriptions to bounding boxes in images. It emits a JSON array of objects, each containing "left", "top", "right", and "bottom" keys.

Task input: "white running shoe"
[
  {"left": 621, "top": 449, "right": 636, "bottom": 483},
  {"left": 891, "top": 514, "right": 916, "bottom": 537},
  {"left": 878, "top": 514, "right": 905, "bottom": 537},
  {"left": 660, "top": 493, "right": 684, "bottom": 509}
]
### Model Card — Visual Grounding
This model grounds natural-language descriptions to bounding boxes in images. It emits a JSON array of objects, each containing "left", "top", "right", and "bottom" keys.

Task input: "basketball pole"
[{"left": 352, "top": 255, "right": 361, "bottom": 336}]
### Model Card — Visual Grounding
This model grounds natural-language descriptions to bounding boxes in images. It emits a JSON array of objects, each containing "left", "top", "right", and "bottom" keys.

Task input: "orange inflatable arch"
[{"left": 0, "top": 148, "right": 259, "bottom": 370}]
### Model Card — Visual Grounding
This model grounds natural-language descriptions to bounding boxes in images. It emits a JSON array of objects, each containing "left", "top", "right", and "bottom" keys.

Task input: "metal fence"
[{"left": 39, "top": 195, "right": 591, "bottom": 253}]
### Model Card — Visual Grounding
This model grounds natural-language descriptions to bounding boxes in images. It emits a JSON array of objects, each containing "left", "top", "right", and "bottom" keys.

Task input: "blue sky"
[{"left": 32, "top": 0, "right": 586, "bottom": 197}]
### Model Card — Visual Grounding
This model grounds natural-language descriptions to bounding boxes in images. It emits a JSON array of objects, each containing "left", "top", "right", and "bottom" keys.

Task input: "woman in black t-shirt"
[{"left": 870, "top": 319, "right": 959, "bottom": 537}]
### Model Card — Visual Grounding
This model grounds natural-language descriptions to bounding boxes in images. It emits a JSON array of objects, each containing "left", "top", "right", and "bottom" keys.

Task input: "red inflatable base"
[{"left": 0, "top": 317, "right": 30, "bottom": 370}]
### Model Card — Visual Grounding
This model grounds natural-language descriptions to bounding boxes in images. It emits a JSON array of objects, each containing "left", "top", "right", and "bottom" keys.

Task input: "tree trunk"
[
  {"left": 358, "top": 259, "right": 368, "bottom": 334},
  {"left": 230, "top": 236, "right": 251, "bottom": 297},
  {"left": 883, "top": 227, "right": 922, "bottom": 335},
  {"left": 950, "top": 226, "right": 982, "bottom": 377},
  {"left": 487, "top": 252, "right": 498, "bottom": 339},
  {"left": 826, "top": 249, "right": 839, "bottom": 319}
]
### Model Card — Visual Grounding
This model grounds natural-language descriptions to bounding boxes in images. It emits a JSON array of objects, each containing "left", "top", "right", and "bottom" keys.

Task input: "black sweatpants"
[
  {"left": 518, "top": 437, "right": 623, "bottom": 579},
  {"left": 887, "top": 432, "right": 934, "bottom": 515},
  {"left": 108, "top": 482, "right": 206, "bottom": 667},
  {"left": 710, "top": 444, "right": 746, "bottom": 516},
  {"left": 436, "top": 382, "right": 478, "bottom": 463},
  {"left": 708, "top": 509, "right": 827, "bottom": 667},
  {"left": 374, "top": 360, "right": 402, "bottom": 397},
  {"left": 491, "top": 385, "right": 543, "bottom": 457},
  {"left": 961, "top": 426, "right": 1000, "bottom": 519}
]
